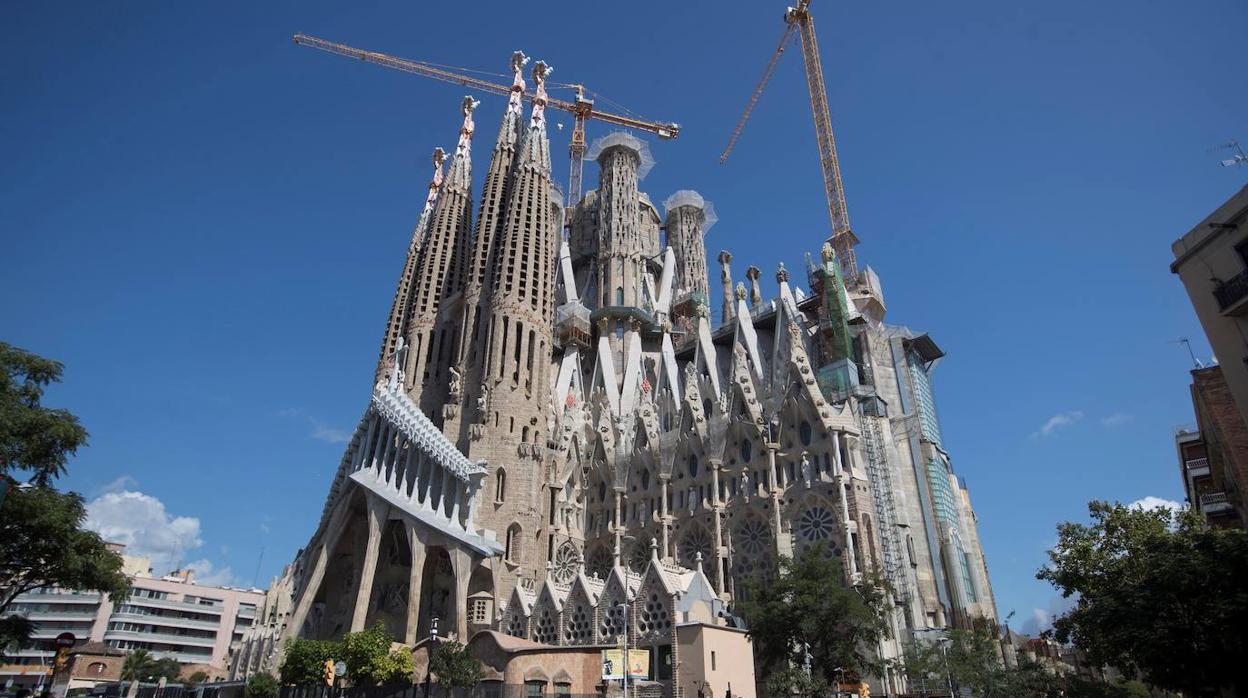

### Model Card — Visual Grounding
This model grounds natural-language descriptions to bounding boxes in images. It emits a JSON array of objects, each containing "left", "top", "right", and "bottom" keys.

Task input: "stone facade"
[{"left": 235, "top": 48, "right": 999, "bottom": 697}]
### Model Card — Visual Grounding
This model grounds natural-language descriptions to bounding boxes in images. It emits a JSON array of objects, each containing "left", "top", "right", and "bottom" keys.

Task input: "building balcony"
[
  {"left": 103, "top": 628, "right": 218, "bottom": 648},
  {"left": 125, "top": 596, "right": 223, "bottom": 616},
  {"left": 1214, "top": 268, "right": 1248, "bottom": 315},
  {"left": 1199, "top": 491, "right": 1232, "bottom": 513},
  {"left": 16, "top": 591, "right": 102, "bottom": 604},
  {"left": 110, "top": 611, "right": 220, "bottom": 631},
  {"left": 1185, "top": 458, "right": 1211, "bottom": 478}
]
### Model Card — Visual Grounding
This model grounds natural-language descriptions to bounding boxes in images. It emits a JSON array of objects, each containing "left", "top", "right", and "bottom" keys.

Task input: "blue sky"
[{"left": 3, "top": 1, "right": 1245, "bottom": 633}]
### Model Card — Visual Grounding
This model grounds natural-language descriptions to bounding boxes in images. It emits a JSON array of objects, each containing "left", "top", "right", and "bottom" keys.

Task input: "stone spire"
[
  {"left": 718, "top": 250, "right": 735, "bottom": 324},
  {"left": 446, "top": 53, "right": 529, "bottom": 441},
  {"left": 469, "top": 60, "right": 559, "bottom": 583},
  {"left": 663, "top": 189, "right": 715, "bottom": 309},
  {"left": 403, "top": 97, "right": 478, "bottom": 414},
  {"left": 375, "top": 148, "right": 445, "bottom": 385}
]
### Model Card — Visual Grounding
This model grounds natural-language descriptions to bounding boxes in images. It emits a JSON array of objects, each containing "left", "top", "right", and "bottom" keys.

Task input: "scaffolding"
[{"left": 859, "top": 412, "right": 910, "bottom": 603}]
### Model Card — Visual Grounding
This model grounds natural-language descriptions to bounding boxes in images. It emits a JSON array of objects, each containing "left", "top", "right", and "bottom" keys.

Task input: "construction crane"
[
  {"left": 293, "top": 34, "right": 680, "bottom": 207},
  {"left": 720, "top": 1, "right": 859, "bottom": 281}
]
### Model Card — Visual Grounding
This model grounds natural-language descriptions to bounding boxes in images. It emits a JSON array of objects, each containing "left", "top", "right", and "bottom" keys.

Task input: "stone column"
[
  {"left": 766, "top": 442, "right": 782, "bottom": 550},
  {"left": 717, "top": 251, "right": 734, "bottom": 325},
  {"left": 285, "top": 542, "right": 328, "bottom": 639},
  {"left": 613, "top": 490, "right": 624, "bottom": 566},
  {"left": 746, "top": 266, "right": 762, "bottom": 308},
  {"left": 447, "top": 548, "right": 473, "bottom": 641},
  {"left": 659, "top": 476, "right": 671, "bottom": 560},
  {"left": 404, "top": 524, "right": 426, "bottom": 644},
  {"left": 350, "top": 494, "right": 387, "bottom": 632},
  {"left": 709, "top": 459, "right": 725, "bottom": 594}
]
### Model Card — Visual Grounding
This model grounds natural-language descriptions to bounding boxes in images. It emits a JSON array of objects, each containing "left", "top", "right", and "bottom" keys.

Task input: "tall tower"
[
  {"left": 375, "top": 147, "right": 445, "bottom": 385},
  {"left": 470, "top": 61, "right": 559, "bottom": 584},
  {"left": 403, "top": 96, "right": 478, "bottom": 418},
  {"left": 446, "top": 52, "right": 529, "bottom": 443},
  {"left": 590, "top": 133, "right": 655, "bottom": 311},
  {"left": 663, "top": 189, "right": 716, "bottom": 324}
]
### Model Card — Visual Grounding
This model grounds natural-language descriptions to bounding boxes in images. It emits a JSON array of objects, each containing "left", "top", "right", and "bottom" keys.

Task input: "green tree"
[
  {"left": 1038, "top": 500, "right": 1248, "bottom": 696},
  {"left": 245, "top": 673, "right": 279, "bottom": 698},
  {"left": 427, "top": 641, "right": 482, "bottom": 694},
  {"left": 152, "top": 657, "right": 183, "bottom": 682},
  {"left": 736, "top": 543, "right": 890, "bottom": 694},
  {"left": 121, "top": 650, "right": 158, "bottom": 682},
  {"left": 185, "top": 670, "right": 210, "bottom": 688},
  {"left": 0, "top": 344, "right": 128, "bottom": 653},
  {"left": 0, "top": 342, "right": 89, "bottom": 488},
  {"left": 0, "top": 485, "right": 130, "bottom": 649},
  {"left": 279, "top": 637, "right": 341, "bottom": 685},
  {"left": 340, "top": 622, "right": 414, "bottom": 685}
]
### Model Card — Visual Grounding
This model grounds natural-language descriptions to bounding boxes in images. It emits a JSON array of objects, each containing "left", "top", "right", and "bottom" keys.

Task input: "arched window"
[
  {"left": 641, "top": 469, "right": 651, "bottom": 490},
  {"left": 688, "top": 454, "right": 699, "bottom": 478},
  {"left": 616, "top": 287, "right": 624, "bottom": 305},
  {"left": 495, "top": 468, "right": 507, "bottom": 503},
  {"left": 740, "top": 439, "right": 752, "bottom": 463},
  {"left": 800, "top": 420, "right": 813, "bottom": 446},
  {"left": 506, "top": 524, "right": 522, "bottom": 562}
]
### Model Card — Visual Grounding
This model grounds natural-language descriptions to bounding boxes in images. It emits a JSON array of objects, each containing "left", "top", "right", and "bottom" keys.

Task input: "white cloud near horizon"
[
  {"left": 1019, "top": 596, "right": 1077, "bottom": 636},
  {"left": 1128, "top": 495, "right": 1185, "bottom": 513},
  {"left": 310, "top": 418, "right": 350, "bottom": 444},
  {"left": 1031, "top": 410, "right": 1083, "bottom": 439},
  {"left": 85, "top": 489, "right": 204, "bottom": 575}
]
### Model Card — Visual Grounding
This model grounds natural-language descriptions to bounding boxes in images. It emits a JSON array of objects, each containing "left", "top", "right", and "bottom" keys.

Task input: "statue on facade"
[
  {"left": 740, "top": 470, "right": 750, "bottom": 502},
  {"left": 448, "top": 365, "right": 462, "bottom": 402},
  {"left": 801, "top": 450, "right": 813, "bottom": 489}
]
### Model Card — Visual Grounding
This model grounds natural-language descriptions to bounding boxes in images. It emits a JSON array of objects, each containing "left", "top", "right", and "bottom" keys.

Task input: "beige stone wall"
[{"left": 675, "top": 624, "right": 756, "bottom": 698}]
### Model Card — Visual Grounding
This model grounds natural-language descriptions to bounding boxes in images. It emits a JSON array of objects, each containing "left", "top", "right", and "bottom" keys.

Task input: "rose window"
[
  {"left": 552, "top": 542, "right": 581, "bottom": 584},
  {"left": 797, "top": 506, "right": 837, "bottom": 543},
  {"left": 734, "top": 518, "right": 770, "bottom": 556},
  {"left": 678, "top": 528, "right": 713, "bottom": 568},
  {"left": 627, "top": 540, "right": 650, "bottom": 573},
  {"left": 586, "top": 545, "right": 612, "bottom": 579}
]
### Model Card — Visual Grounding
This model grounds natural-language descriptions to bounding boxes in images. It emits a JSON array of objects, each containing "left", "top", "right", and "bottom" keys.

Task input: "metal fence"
[{"left": 277, "top": 687, "right": 600, "bottom": 698}]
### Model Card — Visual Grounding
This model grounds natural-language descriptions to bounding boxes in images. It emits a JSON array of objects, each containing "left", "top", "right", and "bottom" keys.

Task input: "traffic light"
[{"left": 323, "top": 658, "right": 335, "bottom": 686}]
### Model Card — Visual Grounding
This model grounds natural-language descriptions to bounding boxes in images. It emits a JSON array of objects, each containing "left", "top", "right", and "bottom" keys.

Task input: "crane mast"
[
  {"left": 293, "top": 34, "right": 679, "bottom": 208},
  {"left": 720, "top": 1, "right": 859, "bottom": 281}
]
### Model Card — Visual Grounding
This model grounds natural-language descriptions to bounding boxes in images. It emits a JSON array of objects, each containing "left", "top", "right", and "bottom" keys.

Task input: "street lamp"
[
  {"left": 423, "top": 616, "right": 440, "bottom": 698},
  {"left": 935, "top": 638, "right": 954, "bottom": 698},
  {"left": 615, "top": 603, "right": 629, "bottom": 698}
]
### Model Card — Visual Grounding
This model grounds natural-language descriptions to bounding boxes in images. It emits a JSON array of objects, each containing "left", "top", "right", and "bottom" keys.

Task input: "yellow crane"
[
  {"left": 293, "top": 34, "right": 680, "bottom": 207},
  {"left": 720, "top": 1, "right": 859, "bottom": 281}
]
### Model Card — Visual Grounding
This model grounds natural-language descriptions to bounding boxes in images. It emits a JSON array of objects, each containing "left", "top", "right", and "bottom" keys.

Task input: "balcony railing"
[
  {"left": 1198, "top": 491, "right": 1228, "bottom": 506},
  {"left": 1214, "top": 268, "right": 1248, "bottom": 312},
  {"left": 1186, "top": 457, "right": 1209, "bottom": 470}
]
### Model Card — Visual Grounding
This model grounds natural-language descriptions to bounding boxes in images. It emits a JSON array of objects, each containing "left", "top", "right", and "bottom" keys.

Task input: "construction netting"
[
  {"left": 586, "top": 131, "right": 655, "bottom": 179},
  {"left": 662, "top": 189, "right": 719, "bottom": 234}
]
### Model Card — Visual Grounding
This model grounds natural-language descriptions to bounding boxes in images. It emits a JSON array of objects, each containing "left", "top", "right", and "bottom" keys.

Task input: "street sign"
[
  {"left": 54, "top": 632, "right": 76, "bottom": 648},
  {"left": 334, "top": 661, "right": 347, "bottom": 677}
]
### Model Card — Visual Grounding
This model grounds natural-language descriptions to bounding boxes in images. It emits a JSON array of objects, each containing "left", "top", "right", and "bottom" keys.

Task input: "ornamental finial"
[
  {"left": 776, "top": 262, "right": 789, "bottom": 283},
  {"left": 530, "top": 60, "right": 552, "bottom": 127},
  {"left": 735, "top": 282, "right": 747, "bottom": 301}
]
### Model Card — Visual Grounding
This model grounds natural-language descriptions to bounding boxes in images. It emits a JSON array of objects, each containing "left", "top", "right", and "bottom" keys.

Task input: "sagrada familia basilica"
[{"left": 231, "top": 52, "right": 998, "bottom": 693}]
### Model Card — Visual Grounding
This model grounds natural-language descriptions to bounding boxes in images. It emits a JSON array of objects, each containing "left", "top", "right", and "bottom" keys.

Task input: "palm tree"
[{"left": 121, "top": 649, "right": 157, "bottom": 682}]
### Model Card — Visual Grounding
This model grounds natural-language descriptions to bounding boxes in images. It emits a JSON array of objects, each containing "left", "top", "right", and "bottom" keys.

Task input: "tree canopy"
[
  {"left": 0, "top": 341, "right": 89, "bottom": 487},
  {"left": 245, "top": 673, "right": 280, "bottom": 698},
  {"left": 736, "top": 543, "right": 889, "bottom": 696},
  {"left": 280, "top": 623, "right": 413, "bottom": 686},
  {"left": 428, "top": 641, "right": 482, "bottom": 692},
  {"left": 1038, "top": 500, "right": 1248, "bottom": 696},
  {"left": 120, "top": 650, "right": 180, "bottom": 683}
]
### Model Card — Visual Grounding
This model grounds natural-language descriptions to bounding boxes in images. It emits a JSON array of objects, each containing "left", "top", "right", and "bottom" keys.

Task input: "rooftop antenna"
[
  {"left": 1211, "top": 139, "right": 1247, "bottom": 168},
  {"left": 1172, "top": 337, "right": 1204, "bottom": 369}
]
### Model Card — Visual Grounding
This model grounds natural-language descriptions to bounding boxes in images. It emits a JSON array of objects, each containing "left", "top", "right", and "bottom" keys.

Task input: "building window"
[
  {"left": 554, "top": 683, "right": 571, "bottom": 697},
  {"left": 469, "top": 598, "right": 491, "bottom": 625},
  {"left": 495, "top": 468, "right": 507, "bottom": 503},
  {"left": 525, "top": 680, "right": 546, "bottom": 698},
  {"left": 89, "top": 662, "right": 107, "bottom": 675},
  {"left": 711, "top": 651, "right": 716, "bottom": 671},
  {"left": 506, "top": 525, "right": 521, "bottom": 562}
]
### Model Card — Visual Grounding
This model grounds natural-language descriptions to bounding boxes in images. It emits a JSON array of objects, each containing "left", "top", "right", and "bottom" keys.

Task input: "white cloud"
[
  {"left": 1128, "top": 496, "right": 1185, "bottom": 514},
  {"left": 310, "top": 419, "right": 350, "bottom": 444},
  {"left": 1018, "top": 596, "right": 1077, "bottom": 636},
  {"left": 1031, "top": 410, "right": 1084, "bottom": 439},
  {"left": 98, "top": 475, "right": 138, "bottom": 494},
  {"left": 85, "top": 490, "right": 203, "bottom": 573},
  {"left": 1101, "top": 413, "right": 1133, "bottom": 427},
  {"left": 185, "top": 559, "right": 240, "bottom": 587}
]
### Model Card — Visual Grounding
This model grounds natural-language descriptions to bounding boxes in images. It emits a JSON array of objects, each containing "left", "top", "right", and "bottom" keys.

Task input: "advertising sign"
[{"left": 601, "top": 649, "right": 649, "bottom": 680}]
